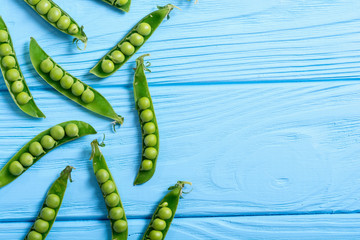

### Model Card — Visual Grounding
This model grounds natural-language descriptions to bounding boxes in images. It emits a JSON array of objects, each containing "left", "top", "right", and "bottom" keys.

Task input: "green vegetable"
[
  {"left": 133, "top": 55, "right": 159, "bottom": 185},
  {"left": 65, "top": 123, "right": 79, "bottom": 137},
  {"left": 100, "top": 0, "right": 131, "bottom": 13},
  {"left": 90, "top": 5, "right": 177, "bottom": 78},
  {"left": 90, "top": 139, "right": 128, "bottom": 239},
  {"left": 29, "top": 38, "right": 124, "bottom": 125},
  {"left": 0, "top": 17, "right": 45, "bottom": 118},
  {"left": 0, "top": 120, "right": 96, "bottom": 188},
  {"left": 24, "top": 166, "right": 73, "bottom": 240}
]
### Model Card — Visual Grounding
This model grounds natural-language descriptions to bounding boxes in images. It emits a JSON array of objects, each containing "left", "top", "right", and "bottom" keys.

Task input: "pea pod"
[
  {"left": 29, "top": 37, "right": 124, "bottom": 125},
  {"left": 0, "top": 120, "right": 96, "bottom": 188},
  {"left": 142, "top": 181, "right": 192, "bottom": 240},
  {"left": 90, "top": 4, "right": 177, "bottom": 78},
  {"left": 133, "top": 55, "right": 159, "bottom": 185},
  {"left": 90, "top": 139, "right": 128, "bottom": 240},
  {"left": 24, "top": 166, "right": 73, "bottom": 240},
  {"left": 23, "top": 0, "right": 87, "bottom": 49},
  {"left": 0, "top": 16, "right": 45, "bottom": 118},
  {"left": 100, "top": 0, "right": 131, "bottom": 13}
]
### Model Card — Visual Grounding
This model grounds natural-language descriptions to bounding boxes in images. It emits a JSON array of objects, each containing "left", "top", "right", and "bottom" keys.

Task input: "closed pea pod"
[
  {"left": 0, "top": 17, "right": 45, "bottom": 118},
  {"left": 100, "top": 0, "right": 131, "bottom": 13},
  {"left": 0, "top": 120, "right": 96, "bottom": 188},
  {"left": 90, "top": 4, "right": 177, "bottom": 78},
  {"left": 24, "top": 166, "right": 74, "bottom": 240},
  {"left": 29, "top": 38, "right": 124, "bottom": 125},
  {"left": 142, "top": 181, "right": 192, "bottom": 240},
  {"left": 133, "top": 55, "right": 159, "bottom": 185},
  {"left": 90, "top": 139, "right": 128, "bottom": 239}
]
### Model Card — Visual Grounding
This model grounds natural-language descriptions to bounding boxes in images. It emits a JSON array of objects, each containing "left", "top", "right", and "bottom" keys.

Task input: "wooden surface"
[{"left": 1, "top": 0, "right": 360, "bottom": 239}]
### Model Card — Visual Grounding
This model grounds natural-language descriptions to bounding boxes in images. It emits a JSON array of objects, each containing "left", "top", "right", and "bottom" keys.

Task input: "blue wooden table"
[{"left": 2, "top": 0, "right": 360, "bottom": 239}]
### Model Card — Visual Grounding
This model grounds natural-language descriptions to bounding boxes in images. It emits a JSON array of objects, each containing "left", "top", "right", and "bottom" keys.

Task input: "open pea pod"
[
  {"left": 133, "top": 55, "right": 159, "bottom": 185},
  {"left": 100, "top": 0, "right": 131, "bottom": 12},
  {"left": 90, "top": 4, "right": 177, "bottom": 78},
  {"left": 0, "top": 16, "right": 45, "bottom": 118},
  {"left": 90, "top": 139, "right": 128, "bottom": 240},
  {"left": 24, "top": 166, "right": 73, "bottom": 240},
  {"left": 23, "top": 0, "right": 87, "bottom": 49},
  {"left": 0, "top": 120, "right": 96, "bottom": 188},
  {"left": 141, "top": 181, "right": 192, "bottom": 240},
  {"left": 29, "top": 38, "right": 124, "bottom": 125}
]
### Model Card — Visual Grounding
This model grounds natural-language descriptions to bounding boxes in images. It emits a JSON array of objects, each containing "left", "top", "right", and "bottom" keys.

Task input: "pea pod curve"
[
  {"left": 90, "top": 139, "right": 128, "bottom": 240},
  {"left": 0, "top": 120, "right": 96, "bottom": 188},
  {"left": 29, "top": 37, "right": 124, "bottom": 125},
  {"left": 23, "top": 0, "right": 87, "bottom": 49},
  {"left": 133, "top": 54, "right": 159, "bottom": 185},
  {"left": 24, "top": 166, "right": 73, "bottom": 240},
  {"left": 0, "top": 16, "right": 45, "bottom": 118},
  {"left": 101, "top": 0, "right": 131, "bottom": 13},
  {"left": 90, "top": 4, "right": 177, "bottom": 78},
  {"left": 141, "top": 181, "right": 192, "bottom": 240}
]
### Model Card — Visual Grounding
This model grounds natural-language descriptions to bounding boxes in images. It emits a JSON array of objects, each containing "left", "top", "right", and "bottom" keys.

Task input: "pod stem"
[
  {"left": 61, "top": 166, "right": 75, "bottom": 182},
  {"left": 168, "top": 181, "right": 193, "bottom": 196}
]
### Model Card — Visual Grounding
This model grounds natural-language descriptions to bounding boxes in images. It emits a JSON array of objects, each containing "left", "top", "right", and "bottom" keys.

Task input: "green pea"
[
  {"left": 158, "top": 207, "right": 172, "bottom": 220},
  {"left": 137, "top": 23, "right": 152, "bottom": 36},
  {"left": 40, "top": 59, "right": 54, "bottom": 73},
  {"left": 9, "top": 161, "right": 24, "bottom": 176},
  {"left": 50, "top": 125, "right": 65, "bottom": 140},
  {"left": 0, "top": 43, "right": 12, "bottom": 56},
  {"left": 65, "top": 123, "right": 79, "bottom": 137},
  {"left": 120, "top": 42, "right": 135, "bottom": 56},
  {"left": 29, "top": 141, "right": 44, "bottom": 157},
  {"left": 152, "top": 218, "right": 166, "bottom": 231},
  {"left": 49, "top": 66, "right": 63, "bottom": 81},
  {"left": 40, "top": 207, "right": 56, "bottom": 221},
  {"left": 60, "top": 75, "right": 74, "bottom": 89},
  {"left": 140, "top": 109, "right": 154, "bottom": 122},
  {"left": 113, "top": 219, "right": 127, "bottom": 233},
  {"left": 28, "top": 0, "right": 41, "bottom": 5},
  {"left": 46, "top": 194, "right": 60, "bottom": 208},
  {"left": 27, "top": 231, "right": 42, "bottom": 240},
  {"left": 115, "top": 0, "right": 128, "bottom": 6},
  {"left": 34, "top": 219, "right": 49, "bottom": 233},
  {"left": 40, "top": 135, "right": 56, "bottom": 149},
  {"left": 36, "top": 0, "right": 51, "bottom": 15},
  {"left": 144, "top": 134, "right": 157, "bottom": 147},
  {"left": 110, "top": 50, "right": 125, "bottom": 64},
  {"left": 11, "top": 81, "right": 24, "bottom": 94},
  {"left": 0, "top": 30, "right": 8, "bottom": 42},
  {"left": 6, "top": 68, "right": 20, "bottom": 81},
  {"left": 47, "top": 7, "right": 61, "bottom": 23},
  {"left": 138, "top": 97, "right": 150, "bottom": 110},
  {"left": 143, "top": 122, "right": 156, "bottom": 134},
  {"left": 101, "top": 60, "right": 114, "bottom": 73},
  {"left": 141, "top": 160, "right": 153, "bottom": 171},
  {"left": 16, "top": 92, "right": 32, "bottom": 105},
  {"left": 2, "top": 56, "right": 16, "bottom": 69},
  {"left": 96, "top": 169, "right": 109, "bottom": 184},
  {"left": 71, "top": 81, "right": 85, "bottom": 96},
  {"left": 101, "top": 180, "right": 116, "bottom": 195},
  {"left": 57, "top": 16, "right": 71, "bottom": 30},
  {"left": 19, "top": 152, "right": 34, "bottom": 167},
  {"left": 105, "top": 193, "right": 120, "bottom": 207},
  {"left": 144, "top": 147, "right": 157, "bottom": 160},
  {"left": 129, "top": 33, "right": 144, "bottom": 47},
  {"left": 149, "top": 230, "right": 163, "bottom": 240},
  {"left": 81, "top": 88, "right": 95, "bottom": 103},
  {"left": 68, "top": 24, "right": 79, "bottom": 35},
  {"left": 109, "top": 207, "right": 124, "bottom": 220}
]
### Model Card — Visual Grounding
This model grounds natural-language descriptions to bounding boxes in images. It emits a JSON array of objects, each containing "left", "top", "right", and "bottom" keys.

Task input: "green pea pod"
[
  {"left": 90, "top": 139, "right": 128, "bottom": 240},
  {"left": 23, "top": 0, "right": 87, "bottom": 49},
  {"left": 24, "top": 166, "right": 73, "bottom": 240},
  {"left": 90, "top": 4, "right": 177, "bottom": 78},
  {"left": 142, "top": 181, "right": 192, "bottom": 240},
  {"left": 0, "top": 120, "right": 96, "bottom": 188},
  {"left": 133, "top": 55, "right": 159, "bottom": 185},
  {"left": 0, "top": 16, "right": 45, "bottom": 118},
  {"left": 101, "top": 0, "right": 131, "bottom": 12},
  {"left": 29, "top": 38, "right": 124, "bottom": 125}
]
